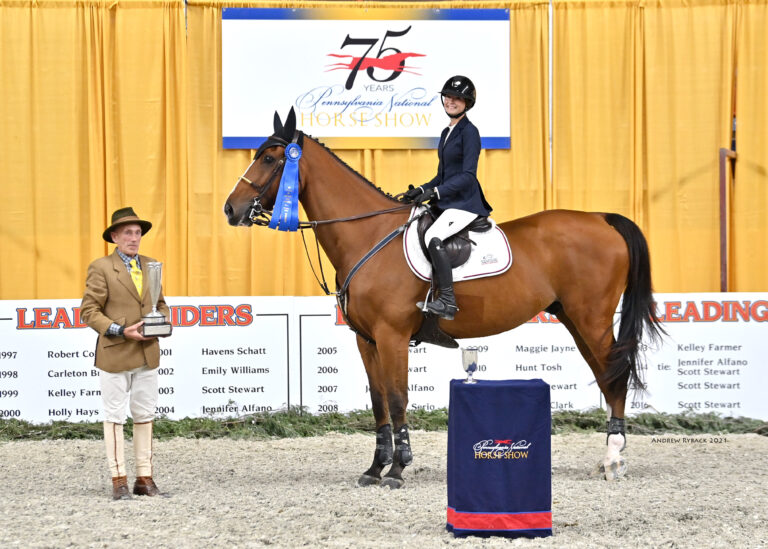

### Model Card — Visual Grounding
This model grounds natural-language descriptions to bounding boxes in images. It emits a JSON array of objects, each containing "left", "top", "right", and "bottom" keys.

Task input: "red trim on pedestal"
[{"left": 447, "top": 507, "right": 552, "bottom": 531}]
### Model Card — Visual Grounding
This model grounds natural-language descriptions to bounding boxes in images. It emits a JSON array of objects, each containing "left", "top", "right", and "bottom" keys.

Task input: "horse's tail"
[{"left": 602, "top": 213, "right": 666, "bottom": 392}]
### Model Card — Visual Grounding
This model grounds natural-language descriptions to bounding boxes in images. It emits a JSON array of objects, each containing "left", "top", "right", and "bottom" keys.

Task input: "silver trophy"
[
  {"left": 140, "top": 262, "right": 172, "bottom": 337},
  {"left": 461, "top": 347, "right": 478, "bottom": 384}
]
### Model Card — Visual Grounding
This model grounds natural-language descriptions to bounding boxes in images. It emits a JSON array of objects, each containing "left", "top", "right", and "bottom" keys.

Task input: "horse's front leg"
[
  {"left": 382, "top": 423, "right": 413, "bottom": 489},
  {"left": 377, "top": 331, "right": 412, "bottom": 490},
  {"left": 356, "top": 336, "right": 393, "bottom": 486}
]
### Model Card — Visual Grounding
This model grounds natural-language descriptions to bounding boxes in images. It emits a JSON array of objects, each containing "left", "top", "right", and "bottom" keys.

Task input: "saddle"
[
  {"left": 416, "top": 207, "right": 492, "bottom": 268},
  {"left": 403, "top": 206, "right": 512, "bottom": 348}
]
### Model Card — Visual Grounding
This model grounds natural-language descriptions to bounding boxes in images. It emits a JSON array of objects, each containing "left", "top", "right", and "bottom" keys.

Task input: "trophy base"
[{"left": 141, "top": 322, "right": 173, "bottom": 338}]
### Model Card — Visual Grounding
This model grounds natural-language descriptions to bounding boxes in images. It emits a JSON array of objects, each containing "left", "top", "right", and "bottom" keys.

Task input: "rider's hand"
[
  {"left": 414, "top": 188, "right": 437, "bottom": 205},
  {"left": 402, "top": 185, "right": 424, "bottom": 203}
]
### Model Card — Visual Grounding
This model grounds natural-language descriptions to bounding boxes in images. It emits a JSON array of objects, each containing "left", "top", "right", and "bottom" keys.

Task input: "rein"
[
  {"left": 243, "top": 131, "right": 411, "bottom": 229},
  {"left": 240, "top": 129, "right": 422, "bottom": 341},
  {"left": 252, "top": 203, "right": 412, "bottom": 229}
]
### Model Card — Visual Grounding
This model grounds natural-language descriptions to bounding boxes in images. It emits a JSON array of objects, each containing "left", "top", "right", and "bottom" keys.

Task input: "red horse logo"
[{"left": 325, "top": 52, "right": 425, "bottom": 75}]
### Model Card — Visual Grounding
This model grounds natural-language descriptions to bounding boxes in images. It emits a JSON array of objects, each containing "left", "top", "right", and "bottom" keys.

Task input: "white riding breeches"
[
  {"left": 99, "top": 365, "right": 159, "bottom": 424},
  {"left": 424, "top": 208, "right": 478, "bottom": 244}
]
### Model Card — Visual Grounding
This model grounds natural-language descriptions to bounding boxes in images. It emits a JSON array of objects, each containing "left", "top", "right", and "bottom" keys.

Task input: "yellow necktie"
[{"left": 129, "top": 259, "right": 142, "bottom": 296}]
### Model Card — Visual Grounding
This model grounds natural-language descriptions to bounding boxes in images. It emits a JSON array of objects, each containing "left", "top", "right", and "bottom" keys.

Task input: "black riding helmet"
[{"left": 440, "top": 75, "right": 476, "bottom": 111}]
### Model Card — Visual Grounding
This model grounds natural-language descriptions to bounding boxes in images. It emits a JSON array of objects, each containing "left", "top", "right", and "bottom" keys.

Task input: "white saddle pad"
[{"left": 403, "top": 206, "right": 513, "bottom": 282}]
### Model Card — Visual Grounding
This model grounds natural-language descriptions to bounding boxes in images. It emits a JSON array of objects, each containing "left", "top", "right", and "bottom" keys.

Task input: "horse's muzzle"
[{"left": 223, "top": 201, "right": 253, "bottom": 227}]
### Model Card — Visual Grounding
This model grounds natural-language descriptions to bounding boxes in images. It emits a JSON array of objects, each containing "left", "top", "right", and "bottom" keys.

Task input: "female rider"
[{"left": 403, "top": 75, "right": 493, "bottom": 320}]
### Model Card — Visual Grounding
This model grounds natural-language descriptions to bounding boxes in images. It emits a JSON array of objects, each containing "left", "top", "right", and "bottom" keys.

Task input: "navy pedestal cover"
[{"left": 447, "top": 378, "right": 552, "bottom": 538}]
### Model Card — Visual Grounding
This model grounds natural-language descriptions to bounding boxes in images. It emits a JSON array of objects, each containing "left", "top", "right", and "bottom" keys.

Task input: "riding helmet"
[{"left": 440, "top": 75, "right": 476, "bottom": 110}]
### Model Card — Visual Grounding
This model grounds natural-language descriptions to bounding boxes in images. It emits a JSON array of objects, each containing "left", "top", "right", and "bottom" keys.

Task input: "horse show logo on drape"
[
  {"left": 473, "top": 439, "right": 532, "bottom": 460},
  {"left": 221, "top": 8, "right": 510, "bottom": 150}
]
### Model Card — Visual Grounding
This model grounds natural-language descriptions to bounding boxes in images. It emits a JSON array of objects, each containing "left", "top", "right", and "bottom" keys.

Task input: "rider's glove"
[
  {"left": 402, "top": 185, "right": 424, "bottom": 202},
  {"left": 414, "top": 188, "right": 437, "bottom": 205}
]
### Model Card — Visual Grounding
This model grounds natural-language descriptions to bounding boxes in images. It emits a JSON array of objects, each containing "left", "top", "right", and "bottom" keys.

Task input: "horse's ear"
[
  {"left": 273, "top": 111, "right": 283, "bottom": 135},
  {"left": 283, "top": 107, "right": 297, "bottom": 139}
]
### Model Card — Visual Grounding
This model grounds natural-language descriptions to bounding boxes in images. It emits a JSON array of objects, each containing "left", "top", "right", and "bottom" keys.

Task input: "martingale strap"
[
  {"left": 338, "top": 223, "right": 409, "bottom": 298},
  {"left": 333, "top": 215, "right": 421, "bottom": 344}
]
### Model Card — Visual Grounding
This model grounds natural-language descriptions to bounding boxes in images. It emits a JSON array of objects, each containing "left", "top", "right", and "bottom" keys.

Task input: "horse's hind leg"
[
  {"left": 356, "top": 336, "right": 393, "bottom": 487},
  {"left": 555, "top": 309, "right": 629, "bottom": 480}
]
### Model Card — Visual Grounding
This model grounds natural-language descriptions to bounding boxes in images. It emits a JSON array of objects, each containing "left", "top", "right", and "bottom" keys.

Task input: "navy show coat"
[{"left": 422, "top": 115, "right": 492, "bottom": 217}]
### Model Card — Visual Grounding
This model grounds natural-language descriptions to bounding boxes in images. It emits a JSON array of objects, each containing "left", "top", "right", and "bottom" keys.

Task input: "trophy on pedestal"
[
  {"left": 461, "top": 347, "right": 478, "bottom": 384},
  {"left": 140, "top": 262, "right": 172, "bottom": 337}
]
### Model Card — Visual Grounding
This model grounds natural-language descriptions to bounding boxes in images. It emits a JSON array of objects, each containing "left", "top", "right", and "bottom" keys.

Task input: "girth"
[{"left": 416, "top": 207, "right": 492, "bottom": 269}]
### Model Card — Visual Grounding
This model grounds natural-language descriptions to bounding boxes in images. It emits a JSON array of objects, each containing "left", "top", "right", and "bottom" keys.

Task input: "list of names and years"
[{"left": 1, "top": 293, "right": 766, "bottom": 422}]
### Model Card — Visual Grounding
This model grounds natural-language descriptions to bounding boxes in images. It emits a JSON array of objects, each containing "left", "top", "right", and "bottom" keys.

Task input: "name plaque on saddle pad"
[{"left": 447, "top": 379, "right": 552, "bottom": 538}]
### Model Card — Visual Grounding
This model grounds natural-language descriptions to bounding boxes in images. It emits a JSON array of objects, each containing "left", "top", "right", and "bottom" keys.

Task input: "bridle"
[
  {"left": 237, "top": 130, "right": 411, "bottom": 229},
  {"left": 233, "top": 129, "right": 421, "bottom": 341},
  {"left": 237, "top": 133, "right": 299, "bottom": 227}
]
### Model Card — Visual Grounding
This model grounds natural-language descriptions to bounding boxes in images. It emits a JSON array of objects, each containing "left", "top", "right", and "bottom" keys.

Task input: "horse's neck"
[{"left": 300, "top": 142, "right": 404, "bottom": 275}]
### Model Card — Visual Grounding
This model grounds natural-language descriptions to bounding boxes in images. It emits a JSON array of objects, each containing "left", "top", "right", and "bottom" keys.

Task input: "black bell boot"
[{"left": 424, "top": 237, "right": 458, "bottom": 320}]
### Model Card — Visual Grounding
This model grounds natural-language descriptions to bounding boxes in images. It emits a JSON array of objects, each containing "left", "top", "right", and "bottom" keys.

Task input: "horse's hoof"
[
  {"left": 357, "top": 474, "right": 381, "bottom": 487},
  {"left": 380, "top": 477, "right": 405, "bottom": 490},
  {"left": 603, "top": 458, "right": 627, "bottom": 481}
]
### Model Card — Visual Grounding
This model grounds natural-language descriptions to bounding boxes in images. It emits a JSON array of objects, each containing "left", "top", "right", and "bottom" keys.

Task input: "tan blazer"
[{"left": 80, "top": 250, "right": 170, "bottom": 373}]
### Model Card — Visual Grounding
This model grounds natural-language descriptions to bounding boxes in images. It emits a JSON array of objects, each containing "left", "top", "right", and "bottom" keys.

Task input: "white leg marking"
[{"left": 603, "top": 433, "right": 627, "bottom": 481}]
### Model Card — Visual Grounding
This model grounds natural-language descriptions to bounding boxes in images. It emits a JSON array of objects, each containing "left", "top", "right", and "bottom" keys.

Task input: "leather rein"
[
  {"left": 237, "top": 131, "right": 415, "bottom": 303},
  {"left": 239, "top": 131, "right": 411, "bottom": 229}
]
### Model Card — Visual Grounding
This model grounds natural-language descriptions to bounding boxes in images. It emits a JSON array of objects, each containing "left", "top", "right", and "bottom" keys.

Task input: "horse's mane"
[{"left": 303, "top": 133, "right": 402, "bottom": 204}]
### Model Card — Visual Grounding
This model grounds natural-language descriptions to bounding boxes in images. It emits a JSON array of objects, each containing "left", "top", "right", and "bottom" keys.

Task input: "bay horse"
[{"left": 224, "top": 109, "right": 664, "bottom": 487}]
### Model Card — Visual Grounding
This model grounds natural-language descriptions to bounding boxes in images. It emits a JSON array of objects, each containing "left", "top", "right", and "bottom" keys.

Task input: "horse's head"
[{"left": 224, "top": 108, "right": 304, "bottom": 227}]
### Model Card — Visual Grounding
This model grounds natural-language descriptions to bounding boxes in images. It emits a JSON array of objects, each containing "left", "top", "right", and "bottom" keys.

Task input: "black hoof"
[
  {"left": 357, "top": 474, "right": 381, "bottom": 487},
  {"left": 381, "top": 477, "right": 405, "bottom": 490}
]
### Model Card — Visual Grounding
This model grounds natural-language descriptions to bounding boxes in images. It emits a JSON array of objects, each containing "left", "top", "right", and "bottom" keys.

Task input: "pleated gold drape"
[
  {"left": 1, "top": 0, "right": 766, "bottom": 299},
  {"left": 640, "top": 0, "right": 736, "bottom": 292},
  {"left": 553, "top": 0, "right": 763, "bottom": 292},
  {"left": 0, "top": 0, "right": 188, "bottom": 297},
  {"left": 731, "top": 0, "right": 768, "bottom": 290}
]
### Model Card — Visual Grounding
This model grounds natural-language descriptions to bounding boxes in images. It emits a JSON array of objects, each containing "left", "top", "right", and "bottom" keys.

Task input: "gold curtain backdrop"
[{"left": 0, "top": 0, "right": 765, "bottom": 299}]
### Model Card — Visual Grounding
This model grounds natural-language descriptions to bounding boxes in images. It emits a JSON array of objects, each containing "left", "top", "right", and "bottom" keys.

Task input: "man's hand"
[{"left": 124, "top": 321, "right": 154, "bottom": 341}]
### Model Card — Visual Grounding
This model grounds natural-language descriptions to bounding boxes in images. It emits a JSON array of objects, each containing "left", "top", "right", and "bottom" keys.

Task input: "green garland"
[{"left": 0, "top": 408, "right": 765, "bottom": 441}]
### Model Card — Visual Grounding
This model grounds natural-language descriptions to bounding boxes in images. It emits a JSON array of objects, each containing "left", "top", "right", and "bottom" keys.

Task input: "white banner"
[
  {"left": 1, "top": 294, "right": 766, "bottom": 423},
  {"left": 221, "top": 8, "right": 510, "bottom": 149}
]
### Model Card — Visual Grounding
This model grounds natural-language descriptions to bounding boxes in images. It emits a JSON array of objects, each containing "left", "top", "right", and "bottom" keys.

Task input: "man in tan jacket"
[{"left": 81, "top": 207, "right": 171, "bottom": 500}]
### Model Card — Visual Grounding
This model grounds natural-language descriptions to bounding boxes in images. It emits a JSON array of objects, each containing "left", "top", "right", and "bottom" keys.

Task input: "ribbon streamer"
[{"left": 268, "top": 143, "right": 302, "bottom": 231}]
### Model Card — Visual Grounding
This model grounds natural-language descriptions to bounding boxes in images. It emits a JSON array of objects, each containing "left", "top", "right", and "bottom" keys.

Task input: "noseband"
[{"left": 240, "top": 131, "right": 303, "bottom": 226}]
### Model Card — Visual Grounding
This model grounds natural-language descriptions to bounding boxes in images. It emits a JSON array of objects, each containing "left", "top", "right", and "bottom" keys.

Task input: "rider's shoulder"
[{"left": 460, "top": 117, "right": 480, "bottom": 142}]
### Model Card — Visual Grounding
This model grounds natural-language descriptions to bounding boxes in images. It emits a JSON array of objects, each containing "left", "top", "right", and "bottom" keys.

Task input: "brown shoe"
[
  {"left": 112, "top": 476, "right": 132, "bottom": 500},
  {"left": 133, "top": 476, "right": 161, "bottom": 496}
]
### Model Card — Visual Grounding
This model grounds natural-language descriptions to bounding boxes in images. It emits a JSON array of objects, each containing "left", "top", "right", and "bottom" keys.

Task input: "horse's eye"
[{"left": 263, "top": 155, "right": 275, "bottom": 164}]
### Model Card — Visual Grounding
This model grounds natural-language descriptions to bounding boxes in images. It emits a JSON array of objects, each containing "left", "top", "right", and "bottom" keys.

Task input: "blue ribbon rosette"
[{"left": 268, "top": 143, "right": 302, "bottom": 231}]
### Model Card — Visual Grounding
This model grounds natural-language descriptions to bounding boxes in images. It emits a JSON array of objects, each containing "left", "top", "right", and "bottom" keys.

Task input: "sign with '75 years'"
[{"left": 221, "top": 7, "right": 510, "bottom": 150}]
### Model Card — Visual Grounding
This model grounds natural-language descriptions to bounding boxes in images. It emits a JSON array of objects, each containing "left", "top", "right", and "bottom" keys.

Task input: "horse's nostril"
[{"left": 224, "top": 202, "right": 234, "bottom": 218}]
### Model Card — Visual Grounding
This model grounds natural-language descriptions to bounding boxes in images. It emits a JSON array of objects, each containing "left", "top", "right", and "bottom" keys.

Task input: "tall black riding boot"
[{"left": 425, "top": 237, "right": 458, "bottom": 320}]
